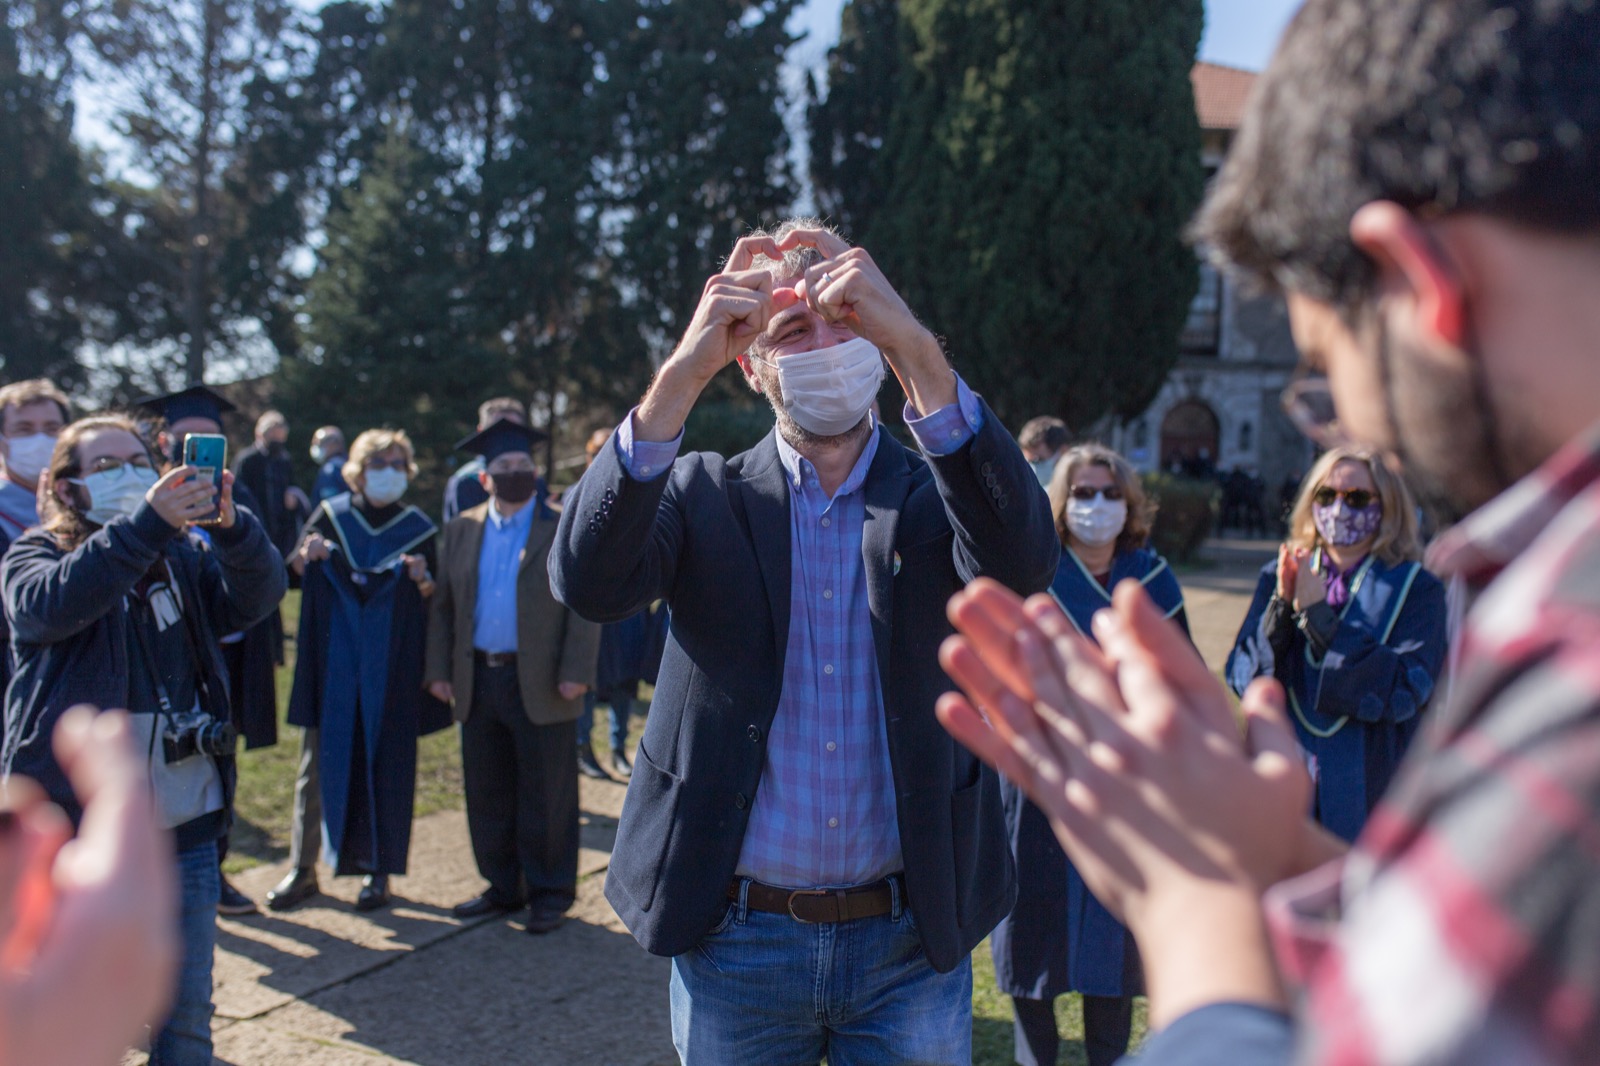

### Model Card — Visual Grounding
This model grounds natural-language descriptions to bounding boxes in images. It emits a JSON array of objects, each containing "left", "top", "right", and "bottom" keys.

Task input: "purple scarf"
[{"left": 1322, "top": 555, "right": 1367, "bottom": 610}]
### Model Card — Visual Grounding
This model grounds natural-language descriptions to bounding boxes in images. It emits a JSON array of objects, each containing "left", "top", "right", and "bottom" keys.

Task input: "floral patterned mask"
[{"left": 1312, "top": 499, "right": 1383, "bottom": 547}]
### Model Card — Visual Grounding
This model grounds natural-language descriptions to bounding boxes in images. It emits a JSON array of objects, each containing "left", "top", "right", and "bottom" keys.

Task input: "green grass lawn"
[{"left": 228, "top": 590, "right": 1146, "bottom": 1064}]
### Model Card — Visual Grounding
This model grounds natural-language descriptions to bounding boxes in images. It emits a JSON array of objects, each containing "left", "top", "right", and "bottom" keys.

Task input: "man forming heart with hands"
[{"left": 551, "top": 218, "right": 1057, "bottom": 1064}]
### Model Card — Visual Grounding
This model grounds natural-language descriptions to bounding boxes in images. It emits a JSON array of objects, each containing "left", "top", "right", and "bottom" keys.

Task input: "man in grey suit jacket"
[
  {"left": 426, "top": 419, "right": 601, "bottom": 934},
  {"left": 551, "top": 219, "right": 1058, "bottom": 1063}
]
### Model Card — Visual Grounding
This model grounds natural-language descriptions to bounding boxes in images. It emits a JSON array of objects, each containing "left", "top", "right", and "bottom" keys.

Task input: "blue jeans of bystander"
[
  {"left": 149, "top": 839, "right": 219, "bottom": 1066},
  {"left": 669, "top": 879, "right": 972, "bottom": 1066}
]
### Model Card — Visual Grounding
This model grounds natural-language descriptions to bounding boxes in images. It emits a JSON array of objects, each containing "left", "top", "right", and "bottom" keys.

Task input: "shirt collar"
[
  {"left": 486, "top": 496, "right": 537, "bottom": 532},
  {"left": 1428, "top": 418, "right": 1600, "bottom": 587},
  {"left": 773, "top": 417, "right": 881, "bottom": 501}
]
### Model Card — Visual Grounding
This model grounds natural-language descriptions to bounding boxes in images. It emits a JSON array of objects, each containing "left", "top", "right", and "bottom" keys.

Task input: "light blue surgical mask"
[
  {"left": 363, "top": 468, "right": 408, "bottom": 506},
  {"left": 71, "top": 464, "right": 159, "bottom": 526},
  {"left": 1029, "top": 458, "right": 1057, "bottom": 486}
]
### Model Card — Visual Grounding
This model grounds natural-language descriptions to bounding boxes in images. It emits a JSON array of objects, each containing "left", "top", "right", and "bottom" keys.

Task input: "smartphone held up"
[{"left": 182, "top": 434, "right": 227, "bottom": 526}]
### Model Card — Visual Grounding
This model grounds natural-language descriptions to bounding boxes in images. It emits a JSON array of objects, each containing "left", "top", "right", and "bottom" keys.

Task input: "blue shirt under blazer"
[
  {"left": 549, "top": 396, "right": 1059, "bottom": 973},
  {"left": 992, "top": 547, "right": 1187, "bottom": 1001}
]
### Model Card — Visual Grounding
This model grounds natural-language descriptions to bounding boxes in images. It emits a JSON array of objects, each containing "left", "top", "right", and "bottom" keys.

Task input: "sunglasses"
[
  {"left": 1068, "top": 485, "right": 1123, "bottom": 502},
  {"left": 363, "top": 457, "right": 408, "bottom": 471},
  {"left": 1312, "top": 487, "right": 1380, "bottom": 509}
]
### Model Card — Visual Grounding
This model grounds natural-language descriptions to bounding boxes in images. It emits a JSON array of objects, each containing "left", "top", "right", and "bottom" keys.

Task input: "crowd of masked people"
[
  {"left": 0, "top": 380, "right": 664, "bottom": 1064},
  {"left": 3, "top": 3, "right": 1597, "bottom": 1062}
]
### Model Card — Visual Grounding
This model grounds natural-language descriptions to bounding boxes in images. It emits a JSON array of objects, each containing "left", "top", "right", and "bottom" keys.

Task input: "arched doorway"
[{"left": 1160, "top": 400, "right": 1220, "bottom": 477}]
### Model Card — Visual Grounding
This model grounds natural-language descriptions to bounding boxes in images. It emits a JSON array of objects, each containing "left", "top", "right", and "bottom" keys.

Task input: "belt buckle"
[{"left": 786, "top": 888, "right": 832, "bottom": 924}]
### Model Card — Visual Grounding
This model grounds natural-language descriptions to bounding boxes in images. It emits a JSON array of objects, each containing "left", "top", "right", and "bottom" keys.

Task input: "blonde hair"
[
  {"left": 1047, "top": 443, "right": 1156, "bottom": 556},
  {"left": 343, "top": 428, "right": 419, "bottom": 489},
  {"left": 1286, "top": 447, "right": 1422, "bottom": 565}
]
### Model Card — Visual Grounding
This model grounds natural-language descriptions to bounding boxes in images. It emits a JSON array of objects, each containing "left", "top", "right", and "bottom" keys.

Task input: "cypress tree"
[{"left": 827, "top": 0, "right": 1205, "bottom": 430}]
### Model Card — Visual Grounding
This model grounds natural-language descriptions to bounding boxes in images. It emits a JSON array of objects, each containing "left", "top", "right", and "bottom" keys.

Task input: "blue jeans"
[
  {"left": 669, "top": 879, "right": 972, "bottom": 1065},
  {"left": 150, "top": 839, "right": 219, "bottom": 1066},
  {"left": 577, "top": 691, "right": 634, "bottom": 753}
]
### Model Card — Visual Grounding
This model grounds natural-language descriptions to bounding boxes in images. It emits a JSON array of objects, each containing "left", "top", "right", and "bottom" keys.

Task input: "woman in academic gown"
[
  {"left": 287, "top": 428, "right": 452, "bottom": 910},
  {"left": 991, "top": 443, "right": 1188, "bottom": 1066},
  {"left": 1227, "top": 446, "right": 1447, "bottom": 843}
]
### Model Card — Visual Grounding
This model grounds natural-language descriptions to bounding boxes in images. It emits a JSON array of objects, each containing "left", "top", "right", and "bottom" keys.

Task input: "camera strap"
[{"left": 127, "top": 588, "right": 177, "bottom": 718}]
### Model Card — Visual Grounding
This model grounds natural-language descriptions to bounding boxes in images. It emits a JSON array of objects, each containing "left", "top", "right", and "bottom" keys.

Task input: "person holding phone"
[
  {"left": 141, "top": 386, "right": 286, "bottom": 917},
  {"left": 1, "top": 414, "right": 284, "bottom": 1065},
  {"left": 1225, "top": 448, "right": 1447, "bottom": 841}
]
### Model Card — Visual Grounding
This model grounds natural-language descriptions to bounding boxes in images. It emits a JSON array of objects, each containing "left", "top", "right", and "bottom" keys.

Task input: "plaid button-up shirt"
[{"left": 1142, "top": 422, "right": 1600, "bottom": 1065}]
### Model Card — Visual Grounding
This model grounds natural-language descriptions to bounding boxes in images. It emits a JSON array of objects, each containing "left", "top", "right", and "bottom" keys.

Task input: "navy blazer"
[{"left": 549, "top": 402, "right": 1059, "bottom": 972}]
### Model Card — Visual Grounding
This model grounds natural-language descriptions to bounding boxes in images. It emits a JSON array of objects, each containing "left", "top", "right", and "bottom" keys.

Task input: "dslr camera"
[{"left": 162, "top": 710, "right": 238, "bottom": 764}]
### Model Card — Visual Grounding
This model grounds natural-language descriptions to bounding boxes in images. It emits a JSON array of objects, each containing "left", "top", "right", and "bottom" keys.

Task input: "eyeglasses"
[
  {"left": 1068, "top": 485, "right": 1123, "bottom": 502},
  {"left": 82, "top": 455, "right": 155, "bottom": 479},
  {"left": 1280, "top": 374, "right": 1348, "bottom": 449},
  {"left": 363, "top": 457, "right": 407, "bottom": 471},
  {"left": 1312, "top": 487, "right": 1380, "bottom": 509}
]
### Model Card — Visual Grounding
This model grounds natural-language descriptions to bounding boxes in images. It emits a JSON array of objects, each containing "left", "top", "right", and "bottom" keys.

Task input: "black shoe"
[
  {"left": 217, "top": 876, "right": 258, "bottom": 916},
  {"left": 265, "top": 867, "right": 320, "bottom": 912},
  {"left": 608, "top": 748, "right": 632, "bottom": 778},
  {"left": 524, "top": 903, "right": 567, "bottom": 935},
  {"left": 577, "top": 744, "right": 611, "bottom": 780},
  {"left": 452, "top": 891, "right": 523, "bottom": 919},
  {"left": 355, "top": 874, "right": 391, "bottom": 912}
]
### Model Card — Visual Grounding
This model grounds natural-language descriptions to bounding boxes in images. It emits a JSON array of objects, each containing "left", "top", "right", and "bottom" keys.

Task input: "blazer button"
[
  {"left": 747, "top": 725, "right": 761, "bottom": 742},
  {"left": 997, "top": 493, "right": 1009, "bottom": 510},
  {"left": 980, "top": 461, "right": 993, "bottom": 478},
  {"left": 603, "top": 488, "right": 616, "bottom": 503},
  {"left": 734, "top": 792, "right": 748, "bottom": 809},
  {"left": 991, "top": 484, "right": 1004, "bottom": 499}
]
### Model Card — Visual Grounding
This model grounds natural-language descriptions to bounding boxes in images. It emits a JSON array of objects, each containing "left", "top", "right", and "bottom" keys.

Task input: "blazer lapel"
[
  {"left": 519, "top": 512, "right": 558, "bottom": 572},
  {"left": 458, "top": 511, "right": 488, "bottom": 620},
  {"left": 861, "top": 434, "right": 911, "bottom": 684},
  {"left": 734, "top": 434, "right": 793, "bottom": 663}
]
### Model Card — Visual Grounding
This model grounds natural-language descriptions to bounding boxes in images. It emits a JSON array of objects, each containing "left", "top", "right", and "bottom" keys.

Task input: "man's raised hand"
[{"left": 778, "top": 228, "right": 955, "bottom": 415}]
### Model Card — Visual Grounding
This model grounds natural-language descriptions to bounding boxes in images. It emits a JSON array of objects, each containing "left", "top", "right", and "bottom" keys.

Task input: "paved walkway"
[{"left": 136, "top": 538, "right": 1272, "bottom": 1066}]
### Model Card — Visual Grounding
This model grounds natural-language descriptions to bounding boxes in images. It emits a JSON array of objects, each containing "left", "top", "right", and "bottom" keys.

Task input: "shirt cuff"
[
  {"left": 1134, "top": 1003, "right": 1295, "bottom": 1065},
  {"left": 904, "top": 374, "right": 984, "bottom": 456},
  {"left": 616, "top": 409, "right": 682, "bottom": 482}
]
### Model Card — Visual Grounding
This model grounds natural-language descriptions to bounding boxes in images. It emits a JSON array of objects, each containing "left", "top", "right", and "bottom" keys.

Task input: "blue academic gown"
[
  {"left": 1226, "top": 555, "right": 1447, "bottom": 842},
  {"left": 992, "top": 547, "right": 1188, "bottom": 1001},
  {"left": 287, "top": 494, "right": 452, "bottom": 875}
]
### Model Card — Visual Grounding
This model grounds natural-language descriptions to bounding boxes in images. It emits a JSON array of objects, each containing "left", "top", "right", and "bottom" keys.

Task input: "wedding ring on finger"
[{"left": 820, "top": 272, "right": 834, "bottom": 287}]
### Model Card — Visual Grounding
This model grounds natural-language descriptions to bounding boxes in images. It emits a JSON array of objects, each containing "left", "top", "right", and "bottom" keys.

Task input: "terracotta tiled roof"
[{"left": 1191, "top": 61, "right": 1258, "bottom": 131}]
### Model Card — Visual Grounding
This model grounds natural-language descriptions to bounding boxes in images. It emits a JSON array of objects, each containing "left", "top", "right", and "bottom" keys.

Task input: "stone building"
[{"left": 1103, "top": 61, "right": 1314, "bottom": 502}]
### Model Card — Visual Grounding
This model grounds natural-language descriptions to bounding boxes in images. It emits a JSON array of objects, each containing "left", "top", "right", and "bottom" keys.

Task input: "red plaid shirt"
[{"left": 1265, "top": 423, "right": 1600, "bottom": 1065}]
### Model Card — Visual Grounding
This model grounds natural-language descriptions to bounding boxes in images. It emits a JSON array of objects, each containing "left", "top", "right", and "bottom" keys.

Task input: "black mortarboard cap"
[
  {"left": 137, "top": 384, "right": 238, "bottom": 426},
  {"left": 456, "top": 417, "right": 547, "bottom": 461}
]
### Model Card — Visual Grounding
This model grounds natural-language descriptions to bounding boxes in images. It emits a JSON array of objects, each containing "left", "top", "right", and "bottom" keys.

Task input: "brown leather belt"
[
  {"left": 474, "top": 650, "right": 517, "bottom": 669},
  {"left": 728, "top": 875, "right": 901, "bottom": 924}
]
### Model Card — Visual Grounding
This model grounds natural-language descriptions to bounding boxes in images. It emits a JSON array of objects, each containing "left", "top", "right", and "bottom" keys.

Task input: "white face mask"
[
  {"left": 751, "top": 335, "right": 885, "bottom": 438},
  {"left": 72, "top": 465, "right": 159, "bottom": 526},
  {"left": 1066, "top": 496, "right": 1128, "bottom": 548},
  {"left": 363, "top": 468, "right": 408, "bottom": 506},
  {"left": 5, "top": 433, "right": 57, "bottom": 485}
]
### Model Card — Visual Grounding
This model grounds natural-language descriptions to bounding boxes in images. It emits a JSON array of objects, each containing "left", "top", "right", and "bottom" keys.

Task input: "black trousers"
[
  {"left": 1013, "top": 994, "right": 1134, "bottom": 1066},
  {"left": 460, "top": 659, "right": 579, "bottom": 910}
]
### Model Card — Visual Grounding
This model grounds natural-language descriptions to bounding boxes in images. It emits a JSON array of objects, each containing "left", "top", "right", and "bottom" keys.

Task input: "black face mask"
[
  {"left": 266, "top": 440, "right": 288, "bottom": 457},
  {"left": 490, "top": 470, "right": 538, "bottom": 505}
]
